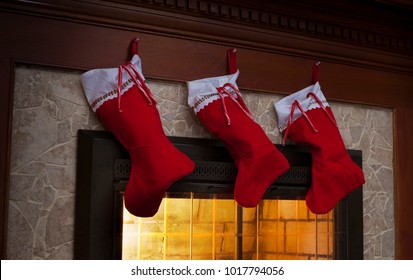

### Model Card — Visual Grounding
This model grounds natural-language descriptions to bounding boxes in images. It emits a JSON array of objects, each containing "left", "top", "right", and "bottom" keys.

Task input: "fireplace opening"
[
  {"left": 121, "top": 194, "right": 335, "bottom": 260},
  {"left": 75, "top": 130, "right": 363, "bottom": 260}
]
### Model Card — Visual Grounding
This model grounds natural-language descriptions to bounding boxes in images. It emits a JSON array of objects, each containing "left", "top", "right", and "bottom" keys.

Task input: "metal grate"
[
  {"left": 114, "top": 159, "right": 311, "bottom": 185},
  {"left": 277, "top": 166, "right": 311, "bottom": 185},
  {"left": 114, "top": 159, "right": 131, "bottom": 180},
  {"left": 185, "top": 161, "right": 237, "bottom": 181}
]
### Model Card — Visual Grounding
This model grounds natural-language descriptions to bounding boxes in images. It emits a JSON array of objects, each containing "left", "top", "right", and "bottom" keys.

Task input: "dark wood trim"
[
  {"left": 1, "top": 0, "right": 412, "bottom": 259},
  {"left": 394, "top": 108, "right": 413, "bottom": 259},
  {"left": 75, "top": 130, "right": 127, "bottom": 260},
  {"left": 0, "top": 58, "right": 13, "bottom": 260}
]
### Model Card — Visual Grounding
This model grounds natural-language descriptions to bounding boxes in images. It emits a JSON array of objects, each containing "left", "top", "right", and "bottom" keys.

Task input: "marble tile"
[
  {"left": 46, "top": 242, "right": 74, "bottom": 260},
  {"left": 7, "top": 202, "right": 34, "bottom": 259},
  {"left": 16, "top": 200, "right": 42, "bottom": 233},
  {"left": 45, "top": 196, "right": 75, "bottom": 248},
  {"left": 46, "top": 165, "right": 76, "bottom": 195},
  {"left": 11, "top": 104, "right": 57, "bottom": 171},
  {"left": 9, "top": 174, "right": 36, "bottom": 202},
  {"left": 13, "top": 68, "right": 51, "bottom": 109},
  {"left": 55, "top": 98, "right": 77, "bottom": 121},
  {"left": 48, "top": 71, "right": 87, "bottom": 106}
]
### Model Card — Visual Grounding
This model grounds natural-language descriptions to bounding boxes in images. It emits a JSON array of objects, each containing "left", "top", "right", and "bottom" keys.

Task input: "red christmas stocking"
[
  {"left": 274, "top": 65, "right": 365, "bottom": 214},
  {"left": 81, "top": 54, "right": 195, "bottom": 217},
  {"left": 187, "top": 70, "right": 290, "bottom": 207}
]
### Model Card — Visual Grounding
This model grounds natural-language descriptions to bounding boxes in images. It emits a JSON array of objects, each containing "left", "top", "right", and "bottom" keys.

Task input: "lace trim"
[
  {"left": 191, "top": 91, "right": 238, "bottom": 114},
  {"left": 89, "top": 78, "right": 134, "bottom": 111},
  {"left": 80, "top": 54, "right": 145, "bottom": 113},
  {"left": 278, "top": 100, "right": 330, "bottom": 132}
]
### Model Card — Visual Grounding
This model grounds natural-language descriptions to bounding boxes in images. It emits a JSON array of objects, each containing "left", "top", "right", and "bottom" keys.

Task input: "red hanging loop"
[
  {"left": 306, "top": 92, "right": 337, "bottom": 127},
  {"left": 126, "top": 62, "right": 157, "bottom": 105},
  {"left": 216, "top": 83, "right": 253, "bottom": 126},
  {"left": 220, "top": 83, "right": 253, "bottom": 119},
  {"left": 283, "top": 100, "right": 318, "bottom": 146},
  {"left": 217, "top": 88, "right": 231, "bottom": 126},
  {"left": 130, "top": 37, "right": 139, "bottom": 58},
  {"left": 117, "top": 61, "right": 157, "bottom": 112},
  {"left": 117, "top": 65, "right": 124, "bottom": 112},
  {"left": 227, "top": 48, "right": 237, "bottom": 75}
]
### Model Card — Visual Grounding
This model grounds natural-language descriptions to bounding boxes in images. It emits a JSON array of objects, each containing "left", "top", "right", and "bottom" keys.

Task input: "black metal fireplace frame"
[{"left": 75, "top": 129, "right": 363, "bottom": 260}]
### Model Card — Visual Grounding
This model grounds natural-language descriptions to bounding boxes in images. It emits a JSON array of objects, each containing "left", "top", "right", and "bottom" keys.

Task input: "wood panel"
[
  {"left": 394, "top": 108, "right": 413, "bottom": 259},
  {"left": 0, "top": 0, "right": 412, "bottom": 259}
]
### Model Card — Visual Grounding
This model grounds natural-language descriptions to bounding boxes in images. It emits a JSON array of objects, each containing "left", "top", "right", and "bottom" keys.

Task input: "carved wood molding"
[{"left": 105, "top": 0, "right": 413, "bottom": 55}]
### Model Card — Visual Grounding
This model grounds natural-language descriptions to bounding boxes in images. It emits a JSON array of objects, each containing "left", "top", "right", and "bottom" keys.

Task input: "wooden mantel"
[{"left": 1, "top": 0, "right": 412, "bottom": 259}]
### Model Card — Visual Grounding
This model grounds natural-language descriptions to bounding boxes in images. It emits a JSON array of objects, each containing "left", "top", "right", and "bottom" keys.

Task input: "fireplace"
[{"left": 75, "top": 129, "right": 363, "bottom": 260}]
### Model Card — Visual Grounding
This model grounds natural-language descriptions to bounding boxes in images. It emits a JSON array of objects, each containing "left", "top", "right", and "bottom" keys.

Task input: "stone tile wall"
[{"left": 8, "top": 66, "right": 394, "bottom": 259}]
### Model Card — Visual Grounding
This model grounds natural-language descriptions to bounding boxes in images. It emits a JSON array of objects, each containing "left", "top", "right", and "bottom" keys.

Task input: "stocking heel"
[
  {"left": 235, "top": 149, "right": 290, "bottom": 207},
  {"left": 306, "top": 153, "right": 365, "bottom": 214},
  {"left": 125, "top": 145, "right": 195, "bottom": 217}
]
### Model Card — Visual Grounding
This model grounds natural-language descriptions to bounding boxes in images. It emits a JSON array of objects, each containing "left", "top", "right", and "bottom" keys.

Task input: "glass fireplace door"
[{"left": 122, "top": 193, "right": 334, "bottom": 260}]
